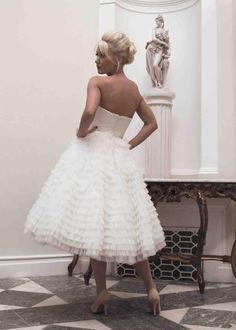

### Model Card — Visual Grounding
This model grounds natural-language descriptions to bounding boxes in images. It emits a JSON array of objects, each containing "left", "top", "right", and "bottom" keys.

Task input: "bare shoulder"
[
  {"left": 88, "top": 75, "right": 107, "bottom": 87},
  {"left": 122, "top": 78, "right": 140, "bottom": 98},
  {"left": 127, "top": 78, "right": 139, "bottom": 90},
  {"left": 128, "top": 79, "right": 143, "bottom": 102}
]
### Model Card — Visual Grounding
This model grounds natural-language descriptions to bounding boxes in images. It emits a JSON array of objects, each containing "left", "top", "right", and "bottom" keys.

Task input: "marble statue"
[{"left": 146, "top": 15, "right": 170, "bottom": 88}]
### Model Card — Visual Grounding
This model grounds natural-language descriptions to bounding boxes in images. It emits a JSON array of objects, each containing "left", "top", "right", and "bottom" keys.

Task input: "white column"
[
  {"left": 200, "top": 0, "right": 218, "bottom": 177},
  {"left": 144, "top": 89, "right": 175, "bottom": 178}
]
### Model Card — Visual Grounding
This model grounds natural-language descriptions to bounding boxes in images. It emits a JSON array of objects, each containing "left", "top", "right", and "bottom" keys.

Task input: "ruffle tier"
[{"left": 24, "top": 131, "right": 166, "bottom": 264}]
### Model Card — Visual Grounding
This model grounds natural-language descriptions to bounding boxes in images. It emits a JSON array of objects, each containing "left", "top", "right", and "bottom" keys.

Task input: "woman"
[
  {"left": 24, "top": 31, "right": 166, "bottom": 316},
  {"left": 146, "top": 15, "right": 170, "bottom": 88}
]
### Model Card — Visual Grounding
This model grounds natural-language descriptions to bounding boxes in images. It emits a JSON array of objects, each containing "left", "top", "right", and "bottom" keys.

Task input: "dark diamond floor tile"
[
  {"left": 14, "top": 303, "right": 92, "bottom": 326},
  {"left": 159, "top": 286, "right": 236, "bottom": 310},
  {"left": 29, "top": 275, "right": 97, "bottom": 304},
  {"left": 102, "top": 313, "right": 188, "bottom": 330},
  {"left": 17, "top": 274, "right": 113, "bottom": 306},
  {"left": 44, "top": 326, "right": 85, "bottom": 330},
  {"left": 55, "top": 285, "right": 96, "bottom": 304},
  {"left": 0, "top": 290, "right": 53, "bottom": 307},
  {"left": 181, "top": 308, "right": 236, "bottom": 328},
  {"left": 0, "top": 277, "right": 29, "bottom": 290},
  {"left": 0, "top": 310, "right": 29, "bottom": 330},
  {"left": 103, "top": 275, "right": 122, "bottom": 281},
  {"left": 29, "top": 275, "right": 83, "bottom": 293},
  {"left": 88, "top": 295, "right": 187, "bottom": 329},
  {"left": 110, "top": 278, "right": 166, "bottom": 294}
]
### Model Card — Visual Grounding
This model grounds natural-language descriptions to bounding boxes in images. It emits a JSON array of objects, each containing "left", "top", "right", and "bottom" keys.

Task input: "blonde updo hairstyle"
[{"left": 96, "top": 31, "right": 137, "bottom": 71}]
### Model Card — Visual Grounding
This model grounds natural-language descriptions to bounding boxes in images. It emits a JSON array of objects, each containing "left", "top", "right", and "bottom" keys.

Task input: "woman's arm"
[
  {"left": 77, "top": 77, "right": 101, "bottom": 138},
  {"left": 128, "top": 99, "right": 158, "bottom": 150}
]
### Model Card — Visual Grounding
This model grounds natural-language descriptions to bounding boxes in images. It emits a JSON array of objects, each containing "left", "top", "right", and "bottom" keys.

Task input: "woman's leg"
[
  {"left": 90, "top": 258, "right": 107, "bottom": 295},
  {"left": 134, "top": 259, "right": 161, "bottom": 315},
  {"left": 133, "top": 259, "right": 156, "bottom": 292}
]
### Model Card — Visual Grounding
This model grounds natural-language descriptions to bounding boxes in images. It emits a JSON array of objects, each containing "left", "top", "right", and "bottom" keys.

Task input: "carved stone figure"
[{"left": 146, "top": 15, "right": 170, "bottom": 88}]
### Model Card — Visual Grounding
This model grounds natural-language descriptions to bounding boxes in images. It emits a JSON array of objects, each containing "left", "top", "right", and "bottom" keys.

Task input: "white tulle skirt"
[{"left": 24, "top": 131, "right": 166, "bottom": 264}]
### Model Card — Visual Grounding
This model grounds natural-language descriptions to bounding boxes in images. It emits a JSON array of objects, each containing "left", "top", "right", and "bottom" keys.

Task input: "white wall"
[
  {"left": 0, "top": 0, "right": 99, "bottom": 275},
  {"left": 217, "top": 0, "right": 236, "bottom": 179}
]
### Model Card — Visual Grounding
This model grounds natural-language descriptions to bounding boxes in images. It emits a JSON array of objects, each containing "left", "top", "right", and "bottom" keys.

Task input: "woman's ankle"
[
  {"left": 97, "top": 287, "right": 107, "bottom": 295},
  {"left": 146, "top": 281, "right": 157, "bottom": 292}
]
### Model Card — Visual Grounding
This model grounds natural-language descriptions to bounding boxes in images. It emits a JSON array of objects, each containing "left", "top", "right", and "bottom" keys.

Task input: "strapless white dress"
[{"left": 24, "top": 107, "right": 166, "bottom": 264}]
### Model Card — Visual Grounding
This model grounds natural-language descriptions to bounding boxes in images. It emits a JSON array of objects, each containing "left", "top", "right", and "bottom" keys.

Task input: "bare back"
[{"left": 97, "top": 75, "right": 142, "bottom": 118}]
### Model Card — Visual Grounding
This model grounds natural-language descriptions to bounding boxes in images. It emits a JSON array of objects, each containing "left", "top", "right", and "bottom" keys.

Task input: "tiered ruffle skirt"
[{"left": 24, "top": 131, "right": 166, "bottom": 264}]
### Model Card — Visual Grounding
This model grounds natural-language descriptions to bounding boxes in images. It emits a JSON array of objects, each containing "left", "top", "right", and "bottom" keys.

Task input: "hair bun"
[
  {"left": 98, "top": 31, "right": 137, "bottom": 66},
  {"left": 125, "top": 42, "right": 137, "bottom": 64}
]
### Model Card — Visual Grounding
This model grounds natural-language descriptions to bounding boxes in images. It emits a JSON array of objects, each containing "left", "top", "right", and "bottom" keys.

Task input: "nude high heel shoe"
[
  {"left": 148, "top": 287, "right": 161, "bottom": 316},
  {"left": 90, "top": 289, "right": 111, "bottom": 316}
]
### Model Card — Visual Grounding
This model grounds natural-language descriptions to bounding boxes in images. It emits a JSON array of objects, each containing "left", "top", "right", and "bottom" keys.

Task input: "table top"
[{"left": 144, "top": 178, "right": 236, "bottom": 183}]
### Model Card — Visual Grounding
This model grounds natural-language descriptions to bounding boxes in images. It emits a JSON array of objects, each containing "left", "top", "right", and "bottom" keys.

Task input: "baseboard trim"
[
  {"left": 0, "top": 254, "right": 90, "bottom": 278},
  {"left": 204, "top": 261, "right": 235, "bottom": 283}
]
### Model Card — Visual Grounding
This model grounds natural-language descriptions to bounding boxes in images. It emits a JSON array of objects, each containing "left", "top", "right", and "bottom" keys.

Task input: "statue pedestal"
[{"left": 144, "top": 88, "right": 175, "bottom": 178}]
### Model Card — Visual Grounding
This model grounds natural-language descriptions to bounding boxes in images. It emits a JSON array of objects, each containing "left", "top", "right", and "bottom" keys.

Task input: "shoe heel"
[
  {"left": 153, "top": 303, "right": 157, "bottom": 316},
  {"left": 152, "top": 301, "right": 161, "bottom": 316},
  {"left": 148, "top": 288, "right": 161, "bottom": 316},
  {"left": 90, "top": 290, "right": 111, "bottom": 316},
  {"left": 104, "top": 303, "right": 108, "bottom": 316}
]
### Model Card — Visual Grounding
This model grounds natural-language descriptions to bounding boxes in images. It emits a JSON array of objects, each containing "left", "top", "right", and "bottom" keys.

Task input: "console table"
[{"left": 68, "top": 180, "right": 236, "bottom": 293}]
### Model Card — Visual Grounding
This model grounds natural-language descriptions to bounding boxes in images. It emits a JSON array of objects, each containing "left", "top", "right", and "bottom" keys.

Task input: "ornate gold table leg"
[
  {"left": 83, "top": 261, "right": 93, "bottom": 286},
  {"left": 195, "top": 190, "right": 208, "bottom": 294},
  {"left": 68, "top": 254, "right": 79, "bottom": 276}
]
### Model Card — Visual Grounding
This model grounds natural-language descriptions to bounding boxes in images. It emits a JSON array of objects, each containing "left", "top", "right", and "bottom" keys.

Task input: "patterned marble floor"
[{"left": 0, "top": 274, "right": 235, "bottom": 330}]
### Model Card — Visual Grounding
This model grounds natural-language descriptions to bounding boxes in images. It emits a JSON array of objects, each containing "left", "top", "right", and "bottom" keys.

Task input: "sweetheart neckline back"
[{"left": 98, "top": 106, "right": 133, "bottom": 120}]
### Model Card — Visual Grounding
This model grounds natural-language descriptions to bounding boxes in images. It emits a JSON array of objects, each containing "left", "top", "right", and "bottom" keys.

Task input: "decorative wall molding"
[
  {"left": 144, "top": 89, "right": 175, "bottom": 106},
  {"left": 100, "top": 0, "right": 199, "bottom": 13},
  {"left": 0, "top": 254, "right": 72, "bottom": 262},
  {"left": 198, "top": 167, "right": 218, "bottom": 175},
  {"left": 171, "top": 168, "right": 200, "bottom": 176},
  {"left": 171, "top": 167, "right": 218, "bottom": 177}
]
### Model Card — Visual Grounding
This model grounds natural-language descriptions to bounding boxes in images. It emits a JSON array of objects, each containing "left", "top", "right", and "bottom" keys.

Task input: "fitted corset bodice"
[{"left": 91, "top": 106, "right": 132, "bottom": 138}]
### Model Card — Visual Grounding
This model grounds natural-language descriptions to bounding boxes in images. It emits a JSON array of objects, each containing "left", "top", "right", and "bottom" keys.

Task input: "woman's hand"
[
  {"left": 86, "top": 125, "right": 98, "bottom": 135},
  {"left": 76, "top": 125, "right": 98, "bottom": 138}
]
